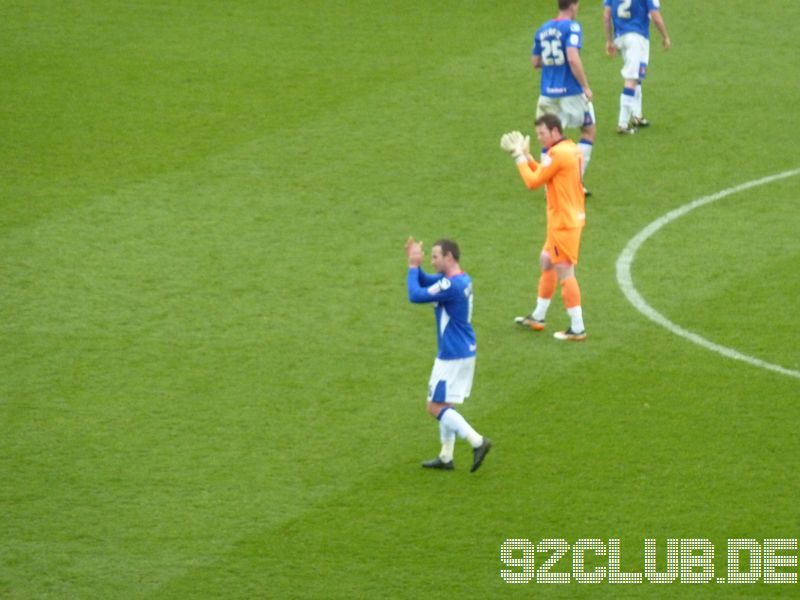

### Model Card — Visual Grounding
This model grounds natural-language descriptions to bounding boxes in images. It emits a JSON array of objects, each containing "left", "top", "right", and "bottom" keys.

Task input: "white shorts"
[
  {"left": 536, "top": 94, "right": 596, "bottom": 130},
  {"left": 615, "top": 32, "right": 650, "bottom": 81},
  {"left": 427, "top": 357, "right": 475, "bottom": 405}
]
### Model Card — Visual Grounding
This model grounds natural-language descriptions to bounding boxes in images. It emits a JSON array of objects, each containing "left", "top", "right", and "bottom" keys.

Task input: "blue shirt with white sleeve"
[
  {"left": 407, "top": 267, "right": 476, "bottom": 360},
  {"left": 604, "top": 0, "right": 660, "bottom": 39}
]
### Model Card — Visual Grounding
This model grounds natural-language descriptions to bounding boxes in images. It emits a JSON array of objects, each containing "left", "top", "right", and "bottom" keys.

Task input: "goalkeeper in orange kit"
[{"left": 501, "top": 113, "right": 587, "bottom": 341}]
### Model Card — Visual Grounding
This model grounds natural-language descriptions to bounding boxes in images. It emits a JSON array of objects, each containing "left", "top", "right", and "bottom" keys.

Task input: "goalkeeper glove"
[{"left": 500, "top": 131, "right": 530, "bottom": 164}]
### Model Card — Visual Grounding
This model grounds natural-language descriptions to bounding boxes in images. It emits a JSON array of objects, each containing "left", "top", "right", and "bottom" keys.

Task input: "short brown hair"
[
  {"left": 559, "top": 0, "right": 579, "bottom": 10},
  {"left": 433, "top": 239, "right": 460, "bottom": 262},
  {"left": 535, "top": 113, "right": 564, "bottom": 134}
]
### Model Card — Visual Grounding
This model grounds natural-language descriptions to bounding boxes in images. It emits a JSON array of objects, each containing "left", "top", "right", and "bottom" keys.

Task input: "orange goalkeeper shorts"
[{"left": 542, "top": 227, "right": 583, "bottom": 265}]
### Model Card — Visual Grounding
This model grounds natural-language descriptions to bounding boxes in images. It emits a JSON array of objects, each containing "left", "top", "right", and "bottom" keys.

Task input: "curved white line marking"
[{"left": 616, "top": 169, "right": 800, "bottom": 380}]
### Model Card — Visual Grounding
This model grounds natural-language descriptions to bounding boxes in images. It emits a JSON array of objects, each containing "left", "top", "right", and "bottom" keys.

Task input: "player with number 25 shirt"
[{"left": 531, "top": 0, "right": 596, "bottom": 193}]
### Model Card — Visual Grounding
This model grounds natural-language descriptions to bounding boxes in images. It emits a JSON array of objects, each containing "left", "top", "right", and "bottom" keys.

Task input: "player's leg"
[
  {"left": 574, "top": 97, "right": 596, "bottom": 192},
  {"left": 556, "top": 267, "right": 586, "bottom": 339},
  {"left": 423, "top": 399, "right": 456, "bottom": 469},
  {"left": 435, "top": 405, "right": 482, "bottom": 449},
  {"left": 559, "top": 96, "right": 595, "bottom": 195},
  {"left": 632, "top": 82, "right": 647, "bottom": 126},
  {"left": 578, "top": 123, "right": 595, "bottom": 195},
  {"left": 618, "top": 81, "right": 637, "bottom": 133},
  {"left": 424, "top": 367, "right": 457, "bottom": 469},
  {"left": 578, "top": 128, "right": 594, "bottom": 177},
  {"left": 439, "top": 418, "right": 456, "bottom": 462},
  {"left": 424, "top": 358, "right": 491, "bottom": 472},
  {"left": 551, "top": 231, "right": 587, "bottom": 341},
  {"left": 616, "top": 35, "right": 639, "bottom": 133},
  {"left": 631, "top": 37, "right": 651, "bottom": 126},
  {"left": 438, "top": 406, "right": 492, "bottom": 473},
  {"left": 516, "top": 249, "right": 556, "bottom": 330}
]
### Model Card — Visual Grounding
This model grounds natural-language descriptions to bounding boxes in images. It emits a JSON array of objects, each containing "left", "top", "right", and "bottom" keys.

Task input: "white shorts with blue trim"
[
  {"left": 427, "top": 356, "right": 475, "bottom": 404},
  {"left": 615, "top": 32, "right": 650, "bottom": 81},
  {"left": 536, "top": 94, "right": 596, "bottom": 130}
]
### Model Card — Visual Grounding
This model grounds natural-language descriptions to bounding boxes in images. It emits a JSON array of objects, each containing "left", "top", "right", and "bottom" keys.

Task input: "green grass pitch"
[{"left": 2, "top": 1, "right": 799, "bottom": 597}]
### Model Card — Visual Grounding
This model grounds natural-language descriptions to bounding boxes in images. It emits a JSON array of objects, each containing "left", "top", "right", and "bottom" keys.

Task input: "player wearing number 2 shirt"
[
  {"left": 603, "top": 0, "right": 671, "bottom": 132},
  {"left": 532, "top": 0, "right": 596, "bottom": 193}
]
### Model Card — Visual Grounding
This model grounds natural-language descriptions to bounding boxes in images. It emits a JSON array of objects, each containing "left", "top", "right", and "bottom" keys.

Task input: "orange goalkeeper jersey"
[{"left": 516, "top": 138, "right": 585, "bottom": 230}]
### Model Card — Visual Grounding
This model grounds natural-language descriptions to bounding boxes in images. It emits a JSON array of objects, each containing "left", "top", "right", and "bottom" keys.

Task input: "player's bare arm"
[
  {"left": 602, "top": 7, "right": 616, "bottom": 56},
  {"left": 566, "top": 47, "right": 592, "bottom": 101},
  {"left": 651, "top": 12, "right": 671, "bottom": 50}
]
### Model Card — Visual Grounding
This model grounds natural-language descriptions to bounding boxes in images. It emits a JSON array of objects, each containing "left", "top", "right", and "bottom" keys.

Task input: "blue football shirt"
[
  {"left": 532, "top": 17, "right": 584, "bottom": 97},
  {"left": 604, "top": 0, "right": 661, "bottom": 39},
  {"left": 407, "top": 268, "right": 476, "bottom": 360}
]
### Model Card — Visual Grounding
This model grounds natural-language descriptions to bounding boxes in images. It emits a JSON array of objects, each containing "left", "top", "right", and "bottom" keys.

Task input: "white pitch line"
[{"left": 616, "top": 169, "right": 800, "bottom": 380}]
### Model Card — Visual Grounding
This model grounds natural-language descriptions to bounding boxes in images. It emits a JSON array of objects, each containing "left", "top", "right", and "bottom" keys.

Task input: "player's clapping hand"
[
  {"left": 405, "top": 236, "right": 424, "bottom": 267},
  {"left": 500, "top": 131, "right": 522, "bottom": 154},
  {"left": 520, "top": 133, "right": 530, "bottom": 158},
  {"left": 500, "top": 131, "right": 530, "bottom": 161}
]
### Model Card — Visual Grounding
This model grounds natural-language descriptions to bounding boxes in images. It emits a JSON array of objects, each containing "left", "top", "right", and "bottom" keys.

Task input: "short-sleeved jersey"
[
  {"left": 407, "top": 268, "right": 476, "bottom": 360},
  {"left": 532, "top": 18, "right": 584, "bottom": 97},
  {"left": 604, "top": 0, "right": 661, "bottom": 39},
  {"left": 516, "top": 138, "right": 586, "bottom": 230}
]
